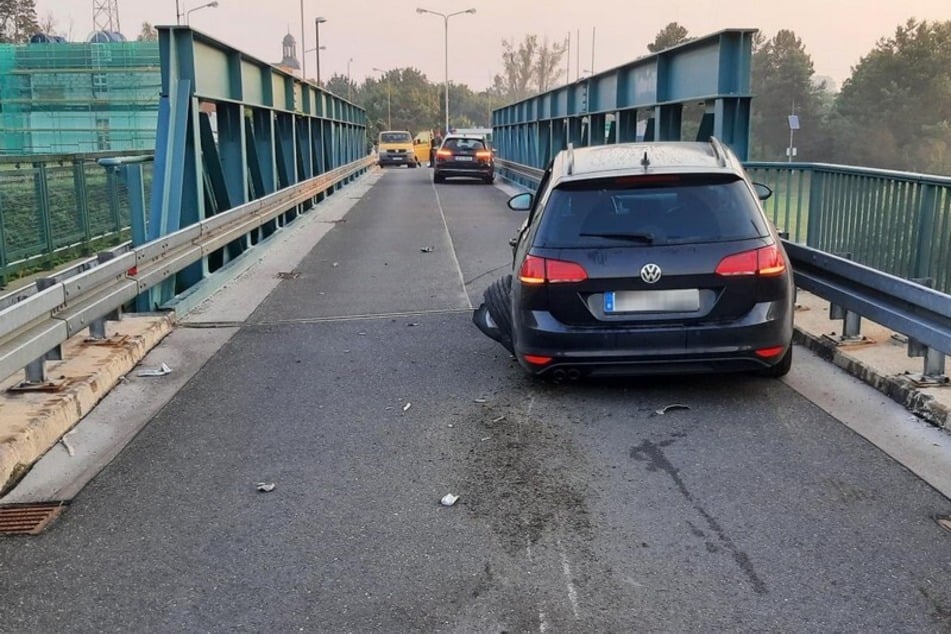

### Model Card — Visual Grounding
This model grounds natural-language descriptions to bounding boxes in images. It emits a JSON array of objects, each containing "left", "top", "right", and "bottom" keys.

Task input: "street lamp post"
[
  {"left": 298, "top": 0, "right": 306, "bottom": 80},
  {"left": 185, "top": 0, "right": 218, "bottom": 25},
  {"left": 314, "top": 17, "right": 327, "bottom": 85},
  {"left": 416, "top": 7, "right": 476, "bottom": 136},
  {"left": 347, "top": 57, "right": 353, "bottom": 101},
  {"left": 372, "top": 67, "right": 391, "bottom": 129}
]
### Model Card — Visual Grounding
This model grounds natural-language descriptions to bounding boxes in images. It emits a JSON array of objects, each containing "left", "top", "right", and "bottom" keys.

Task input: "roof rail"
[
  {"left": 566, "top": 142, "right": 575, "bottom": 176},
  {"left": 709, "top": 136, "right": 728, "bottom": 168}
]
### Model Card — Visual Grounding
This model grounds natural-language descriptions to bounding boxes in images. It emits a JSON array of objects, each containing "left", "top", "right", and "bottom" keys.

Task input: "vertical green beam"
[
  {"left": 33, "top": 163, "right": 54, "bottom": 267},
  {"left": 73, "top": 160, "right": 91, "bottom": 245},
  {"left": 913, "top": 183, "right": 937, "bottom": 279}
]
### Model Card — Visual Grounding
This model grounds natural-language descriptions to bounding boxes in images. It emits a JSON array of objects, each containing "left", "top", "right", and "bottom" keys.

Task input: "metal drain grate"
[{"left": 0, "top": 503, "right": 66, "bottom": 535}]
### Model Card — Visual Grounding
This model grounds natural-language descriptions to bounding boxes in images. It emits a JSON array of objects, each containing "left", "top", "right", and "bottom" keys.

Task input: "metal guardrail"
[
  {"left": 495, "top": 158, "right": 949, "bottom": 380},
  {"left": 0, "top": 156, "right": 374, "bottom": 385}
]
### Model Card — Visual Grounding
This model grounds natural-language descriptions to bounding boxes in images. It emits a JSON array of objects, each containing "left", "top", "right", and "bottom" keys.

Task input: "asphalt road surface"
[{"left": 1, "top": 168, "right": 949, "bottom": 633}]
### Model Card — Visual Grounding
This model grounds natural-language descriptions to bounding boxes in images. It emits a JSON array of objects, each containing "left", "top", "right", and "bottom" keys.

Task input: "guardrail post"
[
  {"left": 22, "top": 277, "right": 61, "bottom": 385},
  {"left": 87, "top": 251, "right": 121, "bottom": 341},
  {"left": 34, "top": 162, "right": 55, "bottom": 268},
  {"left": 827, "top": 252, "right": 865, "bottom": 343},
  {"left": 907, "top": 277, "right": 948, "bottom": 385}
]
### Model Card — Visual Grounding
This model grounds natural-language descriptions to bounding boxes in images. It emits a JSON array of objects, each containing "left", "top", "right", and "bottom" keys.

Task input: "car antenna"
[{"left": 640, "top": 150, "right": 650, "bottom": 171}]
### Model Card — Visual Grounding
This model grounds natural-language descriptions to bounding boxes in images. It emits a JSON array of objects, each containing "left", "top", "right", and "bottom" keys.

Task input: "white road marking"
[{"left": 430, "top": 181, "right": 473, "bottom": 310}]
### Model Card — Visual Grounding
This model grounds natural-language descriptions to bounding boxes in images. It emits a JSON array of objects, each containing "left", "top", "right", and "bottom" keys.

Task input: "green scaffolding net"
[{"left": 0, "top": 41, "right": 161, "bottom": 155}]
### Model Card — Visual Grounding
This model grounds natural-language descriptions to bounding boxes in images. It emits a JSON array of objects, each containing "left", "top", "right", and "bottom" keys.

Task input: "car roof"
[{"left": 551, "top": 139, "right": 744, "bottom": 183}]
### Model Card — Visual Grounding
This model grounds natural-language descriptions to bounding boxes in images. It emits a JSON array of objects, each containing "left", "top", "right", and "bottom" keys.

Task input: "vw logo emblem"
[{"left": 640, "top": 263, "right": 662, "bottom": 284}]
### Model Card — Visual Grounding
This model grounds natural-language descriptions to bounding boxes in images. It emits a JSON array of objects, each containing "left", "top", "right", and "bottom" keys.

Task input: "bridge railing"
[
  {"left": 0, "top": 155, "right": 374, "bottom": 386},
  {"left": 0, "top": 150, "right": 151, "bottom": 286},
  {"left": 745, "top": 162, "right": 951, "bottom": 295},
  {"left": 495, "top": 157, "right": 950, "bottom": 381}
]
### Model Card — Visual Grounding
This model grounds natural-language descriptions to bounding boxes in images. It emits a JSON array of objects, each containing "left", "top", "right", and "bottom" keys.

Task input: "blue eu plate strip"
[{"left": 604, "top": 291, "right": 615, "bottom": 313}]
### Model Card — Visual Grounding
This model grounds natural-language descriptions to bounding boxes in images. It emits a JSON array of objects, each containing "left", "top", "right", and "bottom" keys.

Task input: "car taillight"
[
  {"left": 715, "top": 244, "right": 786, "bottom": 277},
  {"left": 436, "top": 149, "right": 452, "bottom": 158},
  {"left": 518, "top": 254, "right": 588, "bottom": 285},
  {"left": 475, "top": 150, "right": 492, "bottom": 160}
]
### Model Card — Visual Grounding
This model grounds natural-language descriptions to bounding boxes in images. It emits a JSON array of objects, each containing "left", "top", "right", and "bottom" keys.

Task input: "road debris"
[
  {"left": 332, "top": 262, "right": 339, "bottom": 268},
  {"left": 407, "top": 322, "right": 420, "bottom": 327},
  {"left": 655, "top": 403, "right": 690, "bottom": 415},
  {"left": 256, "top": 482, "right": 276, "bottom": 492},
  {"left": 474, "top": 397, "right": 488, "bottom": 403},
  {"left": 491, "top": 415, "right": 505, "bottom": 423},
  {"left": 420, "top": 246, "right": 434, "bottom": 253},
  {"left": 137, "top": 362, "right": 172, "bottom": 377},
  {"left": 440, "top": 494, "right": 459, "bottom": 507},
  {"left": 481, "top": 436, "right": 491, "bottom": 442},
  {"left": 60, "top": 431, "right": 77, "bottom": 456},
  {"left": 403, "top": 402, "right": 412, "bottom": 412}
]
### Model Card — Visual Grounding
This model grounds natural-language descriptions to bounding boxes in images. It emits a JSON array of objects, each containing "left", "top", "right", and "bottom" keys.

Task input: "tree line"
[{"left": 3, "top": 0, "right": 950, "bottom": 174}]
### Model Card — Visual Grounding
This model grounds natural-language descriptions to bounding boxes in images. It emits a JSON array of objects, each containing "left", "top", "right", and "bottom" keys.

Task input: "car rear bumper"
[
  {"left": 434, "top": 164, "right": 493, "bottom": 178},
  {"left": 512, "top": 299, "right": 793, "bottom": 376}
]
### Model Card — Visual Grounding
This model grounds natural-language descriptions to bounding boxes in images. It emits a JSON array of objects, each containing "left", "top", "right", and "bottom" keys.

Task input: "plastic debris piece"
[
  {"left": 420, "top": 246, "right": 434, "bottom": 253},
  {"left": 491, "top": 415, "right": 505, "bottom": 423},
  {"left": 481, "top": 436, "right": 491, "bottom": 442},
  {"left": 256, "top": 482, "right": 276, "bottom": 492},
  {"left": 407, "top": 323, "right": 420, "bottom": 327},
  {"left": 137, "top": 362, "right": 172, "bottom": 377},
  {"left": 403, "top": 402, "right": 412, "bottom": 412},
  {"left": 332, "top": 262, "right": 339, "bottom": 268},
  {"left": 440, "top": 494, "right": 459, "bottom": 507},
  {"left": 655, "top": 403, "right": 690, "bottom": 415},
  {"left": 474, "top": 398, "right": 487, "bottom": 403},
  {"left": 447, "top": 424, "right": 454, "bottom": 428},
  {"left": 61, "top": 431, "right": 76, "bottom": 456}
]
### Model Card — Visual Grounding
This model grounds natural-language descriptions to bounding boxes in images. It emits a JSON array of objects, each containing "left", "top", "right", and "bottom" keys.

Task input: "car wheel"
[
  {"left": 434, "top": 173, "right": 444, "bottom": 183},
  {"left": 483, "top": 175, "right": 494, "bottom": 184},
  {"left": 757, "top": 345, "right": 792, "bottom": 378},
  {"left": 484, "top": 275, "right": 514, "bottom": 353}
]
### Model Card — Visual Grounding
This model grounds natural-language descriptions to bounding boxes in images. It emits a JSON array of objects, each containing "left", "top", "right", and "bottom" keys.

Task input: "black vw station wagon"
[{"left": 473, "top": 138, "right": 795, "bottom": 380}]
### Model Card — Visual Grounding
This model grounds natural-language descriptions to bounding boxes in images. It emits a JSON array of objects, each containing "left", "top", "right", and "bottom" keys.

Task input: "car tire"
[
  {"left": 483, "top": 175, "right": 494, "bottom": 184},
  {"left": 757, "top": 345, "right": 792, "bottom": 378},
  {"left": 434, "top": 173, "right": 444, "bottom": 183},
  {"left": 484, "top": 275, "right": 514, "bottom": 353}
]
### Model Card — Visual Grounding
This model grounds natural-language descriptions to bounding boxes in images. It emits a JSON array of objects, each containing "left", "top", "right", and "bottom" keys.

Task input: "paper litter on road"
[
  {"left": 440, "top": 494, "right": 459, "bottom": 507},
  {"left": 655, "top": 403, "right": 690, "bottom": 415},
  {"left": 137, "top": 362, "right": 172, "bottom": 377},
  {"left": 256, "top": 482, "right": 276, "bottom": 492}
]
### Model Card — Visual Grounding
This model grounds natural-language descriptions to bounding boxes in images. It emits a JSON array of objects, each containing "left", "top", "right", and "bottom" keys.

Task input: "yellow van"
[
  {"left": 377, "top": 130, "right": 419, "bottom": 168},
  {"left": 413, "top": 131, "right": 435, "bottom": 166}
]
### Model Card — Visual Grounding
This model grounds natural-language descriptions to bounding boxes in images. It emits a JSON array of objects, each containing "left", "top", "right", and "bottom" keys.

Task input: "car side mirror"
[
  {"left": 507, "top": 192, "right": 533, "bottom": 212},
  {"left": 753, "top": 182, "right": 773, "bottom": 201}
]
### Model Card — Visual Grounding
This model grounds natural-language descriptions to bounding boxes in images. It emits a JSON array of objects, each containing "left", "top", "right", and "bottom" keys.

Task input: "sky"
[{"left": 34, "top": 0, "right": 951, "bottom": 91}]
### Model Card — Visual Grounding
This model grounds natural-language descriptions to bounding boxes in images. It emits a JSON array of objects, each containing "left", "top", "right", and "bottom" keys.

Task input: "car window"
[
  {"left": 380, "top": 132, "right": 412, "bottom": 143},
  {"left": 443, "top": 137, "right": 486, "bottom": 151},
  {"left": 534, "top": 174, "right": 769, "bottom": 247}
]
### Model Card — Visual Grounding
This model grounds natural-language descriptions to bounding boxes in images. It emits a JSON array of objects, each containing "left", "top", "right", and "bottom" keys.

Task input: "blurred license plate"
[
  {"left": 456, "top": 156, "right": 473, "bottom": 161},
  {"left": 604, "top": 289, "right": 699, "bottom": 313}
]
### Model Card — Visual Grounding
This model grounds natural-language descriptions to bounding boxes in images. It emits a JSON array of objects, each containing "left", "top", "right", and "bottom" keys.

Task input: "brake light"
[
  {"left": 755, "top": 346, "right": 786, "bottom": 358},
  {"left": 475, "top": 150, "right": 492, "bottom": 159},
  {"left": 436, "top": 149, "right": 452, "bottom": 158},
  {"left": 518, "top": 254, "right": 588, "bottom": 285},
  {"left": 715, "top": 244, "right": 786, "bottom": 277}
]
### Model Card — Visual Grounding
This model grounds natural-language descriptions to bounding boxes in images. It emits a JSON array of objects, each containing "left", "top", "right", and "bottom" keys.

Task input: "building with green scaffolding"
[{"left": 0, "top": 40, "right": 160, "bottom": 155}]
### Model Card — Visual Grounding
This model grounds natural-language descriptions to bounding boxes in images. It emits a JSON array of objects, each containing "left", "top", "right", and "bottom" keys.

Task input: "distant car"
[
  {"left": 377, "top": 130, "right": 419, "bottom": 168},
  {"left": 473, "top": 138, "right": 795, "bottom": 380},
  {"left": 433, "top": 134, "right": 494, "bottom": 184}
]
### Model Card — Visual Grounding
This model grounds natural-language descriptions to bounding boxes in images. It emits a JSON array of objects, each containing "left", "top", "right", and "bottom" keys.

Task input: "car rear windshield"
[
  {"left": 534, "top": 174, "right": 770, "bottom": 248},
  {"left": 380, "top": 132, "right": 412, "bottom": 143},
  {"left": 442, "top": 137, "right": 486, "bottom": 151}
]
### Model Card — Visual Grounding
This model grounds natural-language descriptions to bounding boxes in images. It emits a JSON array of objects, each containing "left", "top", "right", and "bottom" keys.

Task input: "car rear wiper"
[{"left": 579, "top": 232, "right": 655, "bottom": 243}]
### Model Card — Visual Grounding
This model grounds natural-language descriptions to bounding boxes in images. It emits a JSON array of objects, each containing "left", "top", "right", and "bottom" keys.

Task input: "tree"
[
  {"left": 648, "top": 22, "right": 690, "bottom": 53},
  {"left": 749, "top": 30, "right": 827, "bottom": 161},
  {"left": 137, "top": 21, "right": 157, "bottom": 42},
  {"left": 830, "top": 19, "right": 951, "bottom": 173},
  {"left": 491, "top": 34, "right": 567, "bottom": 104},
  {"left": 0, "top": 0, "right": 40, "bottom": 43}
]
